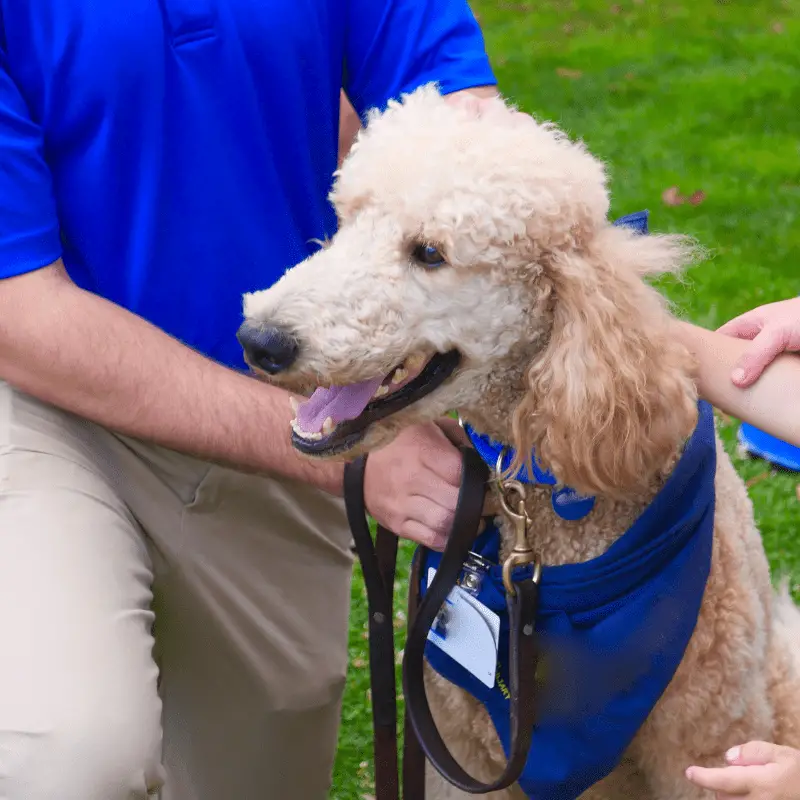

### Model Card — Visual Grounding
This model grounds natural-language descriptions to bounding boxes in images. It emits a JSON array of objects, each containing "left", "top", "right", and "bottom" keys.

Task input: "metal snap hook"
[{"left": 492, "top": 465, "right": 540, "bottom": 596}]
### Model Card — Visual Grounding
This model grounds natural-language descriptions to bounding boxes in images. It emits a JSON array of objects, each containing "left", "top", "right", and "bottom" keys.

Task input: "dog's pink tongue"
[{"left": 296, "top": 377, "right": 385, "bottom": 434}]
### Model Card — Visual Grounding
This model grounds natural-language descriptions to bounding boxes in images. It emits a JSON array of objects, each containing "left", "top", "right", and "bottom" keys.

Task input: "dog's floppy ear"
[{"left": 511, "top": 225, "right": 700, "bottom": 498}]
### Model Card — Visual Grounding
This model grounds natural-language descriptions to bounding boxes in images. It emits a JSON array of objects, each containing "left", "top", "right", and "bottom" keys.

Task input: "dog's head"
[{"left": 240, "top": 85, "right": 700, "bottom": 497}]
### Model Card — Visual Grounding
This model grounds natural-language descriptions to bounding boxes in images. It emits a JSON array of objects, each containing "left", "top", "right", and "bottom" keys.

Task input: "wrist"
[
  {"left": 238, "top": 429, "right": 346, "bottom": 496},
  {"left": 307, "top": 459, "right": 346, "bottom": 497}
]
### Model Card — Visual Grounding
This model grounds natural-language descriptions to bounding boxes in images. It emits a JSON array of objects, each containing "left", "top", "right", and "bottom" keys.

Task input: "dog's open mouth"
[{"left": 290, "top": 349, "right": 461, "bottom": 456}]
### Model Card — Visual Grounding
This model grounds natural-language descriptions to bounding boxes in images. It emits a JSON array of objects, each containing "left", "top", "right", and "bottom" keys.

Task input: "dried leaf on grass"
[
  {"left": 556, "top": 67, "right": 583, "bottom": 79},
  {"left": 662, "top": 186, "right": 707, "bottom": 207},
  {"left": 746, "top": 471, "right": 771, "bottom": 489}
]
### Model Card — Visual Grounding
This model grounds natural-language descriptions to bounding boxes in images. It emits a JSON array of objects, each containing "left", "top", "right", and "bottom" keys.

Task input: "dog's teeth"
[
  {"left": 289, "top": 396, "right": 300, "bottom": 413},
  {"left": 391, "top": 367, "right": 408, "bottom": 385},
  {"left": 290, "top": 416, "right": 323, "bottom": 440},
  {"left": 374, "top": 384, "right": 390, "bottom": 398},
  {"left": 322, "top": 417, "right": 336, "bottom": 435},
  {"left": 405, "top": 352, "right": 426, "bottom": 371}
]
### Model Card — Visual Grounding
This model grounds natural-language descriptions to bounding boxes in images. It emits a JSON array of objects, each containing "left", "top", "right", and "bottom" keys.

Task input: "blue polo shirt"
[{"left": 0, "top": 1, "right": 495, "bottom": 370}]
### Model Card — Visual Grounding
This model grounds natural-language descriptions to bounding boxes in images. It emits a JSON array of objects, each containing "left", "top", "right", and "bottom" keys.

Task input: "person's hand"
[
  {"left": 717, "top": 297, "right": 800, "bottom": 388},
  {"left": 363, "top": 421, "right": 464, "bottom": 551},
  {"left": 686, "top": 742, "right": 800, "bottom": 800}
]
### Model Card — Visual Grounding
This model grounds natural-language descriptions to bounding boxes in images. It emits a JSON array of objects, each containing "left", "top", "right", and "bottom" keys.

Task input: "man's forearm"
[
  {"left": 676, "top": 320, "right": 800, "bottom": 447},
  {"left": 0, "top": 261, "right": 344, "bottom": 494}
]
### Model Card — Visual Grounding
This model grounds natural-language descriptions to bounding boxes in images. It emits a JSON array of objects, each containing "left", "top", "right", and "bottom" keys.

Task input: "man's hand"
[
  {"left": 363, "top": 422, "right": 464, "bottom": 551},
  {"left": 717, "top": 297, "right": 800, "bottom": 388},
  {"left": 686, "top": 742, "right": 800, "bottom": 800}
]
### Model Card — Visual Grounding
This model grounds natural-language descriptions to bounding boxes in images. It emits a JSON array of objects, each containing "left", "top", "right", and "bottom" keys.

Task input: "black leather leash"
[{"left": 343, "top": 446, "right": 541, "bottom": 799}]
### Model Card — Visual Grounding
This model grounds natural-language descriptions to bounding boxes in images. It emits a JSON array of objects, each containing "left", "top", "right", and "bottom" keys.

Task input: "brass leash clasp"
[{"left": 495, "top": 451, "right": 541, "bottom": 596}]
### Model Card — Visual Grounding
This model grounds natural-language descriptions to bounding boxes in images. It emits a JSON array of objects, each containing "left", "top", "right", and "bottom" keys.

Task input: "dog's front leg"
[
  {"left": 422, "top": 666, "right": 522, "bottom": 800},
  {"left": 425, "top": 766, "right": 527, "bottom": 800},
  {"left": 577, "top": 756, "right": 649, "bottom": 800},
  {"left": 627, "top": 663, "right": 775, "bottom": 800}
]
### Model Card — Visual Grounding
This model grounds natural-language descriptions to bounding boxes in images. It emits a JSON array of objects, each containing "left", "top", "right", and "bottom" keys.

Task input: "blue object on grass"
[{"left": 738, "top": 423, "right": 800, "bottom": 472}]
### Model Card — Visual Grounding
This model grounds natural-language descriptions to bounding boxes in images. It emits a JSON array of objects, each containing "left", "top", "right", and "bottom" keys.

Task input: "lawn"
[{"left": 331, "top": 1, "right": 800, "bottom": 796}]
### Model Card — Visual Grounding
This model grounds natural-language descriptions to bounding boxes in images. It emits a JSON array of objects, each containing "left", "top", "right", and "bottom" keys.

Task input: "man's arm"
[
  {"left": 675, "top": 320, "right": 800, "bottom": 447},
  {"left": 0, "top": 260, "right": 345, "bottom": 494},
  {"left": 0, "top": 260, "right": 476, "bottom": 549},
  {"left": 338, "top": 91, "right": 361, "bottom": 168}
]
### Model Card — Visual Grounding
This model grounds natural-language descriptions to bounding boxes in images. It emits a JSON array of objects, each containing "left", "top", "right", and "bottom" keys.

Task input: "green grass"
[{"left": 331, "top": 2, "right": 800, "bottom": 796}]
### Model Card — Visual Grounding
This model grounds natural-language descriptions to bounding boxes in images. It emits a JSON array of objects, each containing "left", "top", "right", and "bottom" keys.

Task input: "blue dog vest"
[{"left": 419, "top": 212, "right": 716, "bottom": 800}]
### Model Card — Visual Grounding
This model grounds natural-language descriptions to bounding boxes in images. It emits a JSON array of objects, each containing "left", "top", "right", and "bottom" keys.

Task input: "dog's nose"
[{"left": 237, "top": 322, "right": 300, "bottom": 374}]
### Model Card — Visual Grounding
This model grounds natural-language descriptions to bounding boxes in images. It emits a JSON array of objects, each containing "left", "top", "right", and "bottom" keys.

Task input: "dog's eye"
[{"left": 411, "top": 243, "right": 447, "bottom": 269}]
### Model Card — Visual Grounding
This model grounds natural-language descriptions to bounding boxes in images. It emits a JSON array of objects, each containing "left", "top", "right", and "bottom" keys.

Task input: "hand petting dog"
[
  {"left": 718, "top": 296, "right": 800, "bottom": 388},
  {"left": 686, "top": 741, "right": 800, "bottom": 800}
]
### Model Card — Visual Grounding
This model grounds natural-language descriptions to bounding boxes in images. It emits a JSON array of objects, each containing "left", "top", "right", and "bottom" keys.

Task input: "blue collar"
[
  {"left": 461, "top": 422, "right": 597, "bottom": 521},
  {"left": 460, "top": 209, "right": 651, "bottom": 523}
]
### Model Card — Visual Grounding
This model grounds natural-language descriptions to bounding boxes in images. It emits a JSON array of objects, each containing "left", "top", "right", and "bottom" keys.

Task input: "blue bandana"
[
  {"left": 419, "top": 212, "right": 716, "bottom": 800},
  {"left": 420, "top": 400, "right": 715, "bottom": 800}
]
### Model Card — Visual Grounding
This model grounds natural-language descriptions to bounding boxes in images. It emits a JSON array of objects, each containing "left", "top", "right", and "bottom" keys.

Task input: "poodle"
[{"left": 237, "top": 85, "right": 800, "bottom": 800}]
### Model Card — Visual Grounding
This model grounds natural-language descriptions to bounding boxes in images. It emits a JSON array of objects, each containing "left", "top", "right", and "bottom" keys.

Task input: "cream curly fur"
[{"left": 242, "top": 85, "right": 800, "bottom": 800}]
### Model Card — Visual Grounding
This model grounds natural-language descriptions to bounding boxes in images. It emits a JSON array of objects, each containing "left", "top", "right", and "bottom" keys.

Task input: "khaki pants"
[{"left": 0, "top": 382, "right": 353, "bottom": 799}]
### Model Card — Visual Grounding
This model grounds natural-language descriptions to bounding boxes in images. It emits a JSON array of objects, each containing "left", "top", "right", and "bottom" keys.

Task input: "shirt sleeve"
[
  {"left": 0, "top": 51, "right": 62, "bottom": 279},
  {"left": 343, "top": 0, "right": 497, "bottom": 119}
]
